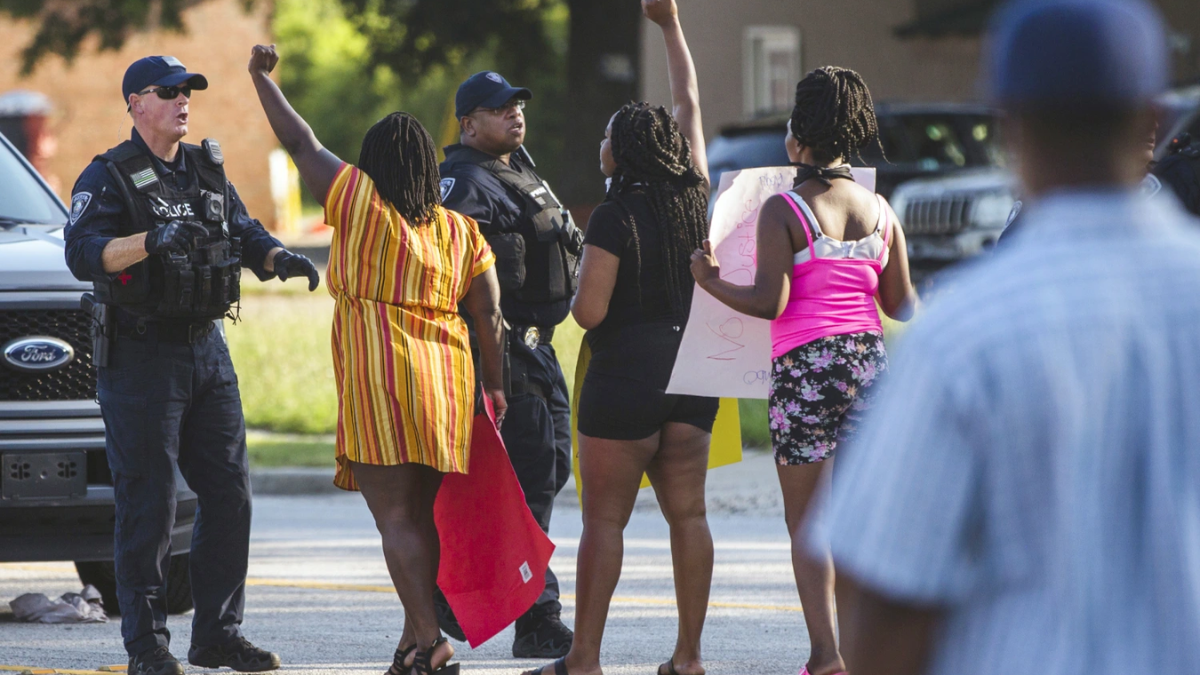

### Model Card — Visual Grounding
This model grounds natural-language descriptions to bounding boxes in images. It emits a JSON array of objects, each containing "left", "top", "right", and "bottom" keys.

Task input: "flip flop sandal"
[
  {"left": 658, "top": 661, "right": 680, "bottom": 675},
  {"left": 522, "top": 656, "right": 569, "bottom": 675}
]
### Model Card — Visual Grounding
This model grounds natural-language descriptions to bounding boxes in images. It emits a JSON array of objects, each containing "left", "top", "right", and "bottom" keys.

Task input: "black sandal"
[
  {"left": 410, "top": 637, "right": 459, "bottom": 674},
  {"left": 385, "top": 645, "right": 415, "bottom": 675},
  {"left": 521, "top": 656, "right": 568, "bottom": 675},
  {"left": 657, "top": 662, "right": 680, "bottom": 675}
]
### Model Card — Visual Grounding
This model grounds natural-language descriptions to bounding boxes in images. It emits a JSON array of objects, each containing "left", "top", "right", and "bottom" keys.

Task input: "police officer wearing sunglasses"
[
  {"left": 64, "top": 56, "right": 317, "bottom": 675},
  {"left": 437, "top": 72, "right": 583, "bottom": 659}
]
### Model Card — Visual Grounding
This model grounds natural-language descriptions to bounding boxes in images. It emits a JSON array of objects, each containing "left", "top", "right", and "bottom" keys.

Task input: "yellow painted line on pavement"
[
  {"left": 0, "top": 667, "right": 56, "bottom": 675},
  {"left": 244, "top": 578, "right": 803, "bottom": 613},
  {"left": 97, "top": 668, "right": 126, "bottom": 672}
]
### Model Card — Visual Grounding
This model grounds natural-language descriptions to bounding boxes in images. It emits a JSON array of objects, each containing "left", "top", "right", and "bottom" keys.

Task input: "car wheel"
[{"left": 75, "top": 553, "right": 194, "bottom": 616}]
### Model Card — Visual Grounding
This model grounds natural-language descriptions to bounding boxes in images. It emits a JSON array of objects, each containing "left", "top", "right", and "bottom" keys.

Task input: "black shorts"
[{"left": 577, "top": 321, "right": 719, "bottom": 441}]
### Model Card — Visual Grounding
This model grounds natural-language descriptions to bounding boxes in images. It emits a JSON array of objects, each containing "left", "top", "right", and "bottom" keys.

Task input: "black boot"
[
  {"left": 188, "top": 637, "right": 281, "bottom": 672},
  {"left": 512, "top": 613, "right": 573, "bottom": 659},
  {"left": 129, "top": 647, "right": 184, "bottom": 675}
]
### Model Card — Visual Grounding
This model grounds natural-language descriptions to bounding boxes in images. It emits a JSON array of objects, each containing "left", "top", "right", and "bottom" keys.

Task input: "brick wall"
[{"left": 0, "top": 0, "right": 281, "bottom": 229}]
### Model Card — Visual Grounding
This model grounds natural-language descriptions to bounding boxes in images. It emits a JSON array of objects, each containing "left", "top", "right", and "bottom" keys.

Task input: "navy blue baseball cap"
[
  {"left": 986, "top": 0, "right": 1167, "bottom": 109},
  {"left": 455, "top": 71, "right": 532, "bottom": 118},
  {"left": 122, "top": 55, "right": 209, "bottom": 104}
]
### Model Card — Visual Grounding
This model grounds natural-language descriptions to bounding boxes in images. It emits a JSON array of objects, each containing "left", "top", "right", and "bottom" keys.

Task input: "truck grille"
[
  {"left": 903, "top": 195, "right": 974, "bottom": 236},
  {"left": 0, "top": 310, "right": 96, "bottom": 402}
]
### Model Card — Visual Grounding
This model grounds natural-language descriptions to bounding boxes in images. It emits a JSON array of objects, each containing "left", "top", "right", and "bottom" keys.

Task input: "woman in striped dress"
[{"left": 249, "top": 45, "right": 505, "bottom": 675}]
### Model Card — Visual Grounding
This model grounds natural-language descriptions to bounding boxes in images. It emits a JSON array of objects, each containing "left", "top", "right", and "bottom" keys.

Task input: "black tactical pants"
[
  {"left": 97, "top": 327, "right": 251, "bottom": 657},
  {"left": 504, "top": 332, "right": 572, "bottom": 626}
]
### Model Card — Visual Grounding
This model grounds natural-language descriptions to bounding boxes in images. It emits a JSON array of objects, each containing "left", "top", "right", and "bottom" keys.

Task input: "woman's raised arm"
[
  {"left": 643, "top": 0, "right": 708, "bottom": 185},
  {"left": 248, "top": 44, "right": 343, "bottom": 205}
]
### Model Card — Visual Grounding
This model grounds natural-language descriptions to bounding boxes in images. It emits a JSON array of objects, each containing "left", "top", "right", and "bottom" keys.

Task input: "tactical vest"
[
  {"left": 463, "top": 154, "right": 579, "bottom": 304},
  {"left": 94, "top": 138, "right": 240, "bottom": 320}
]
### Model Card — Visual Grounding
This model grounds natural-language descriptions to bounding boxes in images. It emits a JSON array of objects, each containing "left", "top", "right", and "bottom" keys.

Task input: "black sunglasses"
[{"left": 137, "top": 85, "right": 192, "bottom": 100}]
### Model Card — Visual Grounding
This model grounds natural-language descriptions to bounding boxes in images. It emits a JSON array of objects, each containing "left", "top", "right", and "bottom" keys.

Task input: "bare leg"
[
  {"left": 777, "top": 460, "right": 844, "bottom": 675},
  {"left": 645, "top": 422, "right": 713, "bottom": 675},
  {"left": 352, "top": 461, "right": 454, "bottom": 672},
  {"left": 537, "top": 432, "right": 658, "bottom": 675}
]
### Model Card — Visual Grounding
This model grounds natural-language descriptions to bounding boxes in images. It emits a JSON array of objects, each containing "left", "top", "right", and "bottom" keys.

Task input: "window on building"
[{"left": 744, "top": 26, "right": 801, "bottom": 118}]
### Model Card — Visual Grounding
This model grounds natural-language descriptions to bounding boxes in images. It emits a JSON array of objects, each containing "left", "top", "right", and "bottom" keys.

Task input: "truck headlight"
[{"left": 971, "top": 191, "right": 1016, "bottom": 229}]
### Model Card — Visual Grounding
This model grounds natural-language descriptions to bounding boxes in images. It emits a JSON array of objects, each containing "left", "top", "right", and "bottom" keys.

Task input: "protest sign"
[{"left": 665, "top": 166, "right": 875, "bottom": 399}]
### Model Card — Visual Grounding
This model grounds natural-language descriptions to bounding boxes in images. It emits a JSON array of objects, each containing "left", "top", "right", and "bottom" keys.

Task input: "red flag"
[{"left": 434, "top": 399, "right": 556, "bottom": 647}]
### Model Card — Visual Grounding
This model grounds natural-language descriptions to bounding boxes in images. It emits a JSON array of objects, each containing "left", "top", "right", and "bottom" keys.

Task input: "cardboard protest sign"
[
  {"left": 570, "top": 340, "right": 742, "bottom": 498},
  {"left": 665, "top": 166, "right": 876, "bottom": 399}
]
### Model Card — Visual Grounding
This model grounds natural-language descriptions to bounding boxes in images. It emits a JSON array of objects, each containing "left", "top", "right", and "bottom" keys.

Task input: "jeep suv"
[
  {"left": 0, "top": 131, "right": 195, "bottom": 614},
  {"left": 705, "top": 102, "right": 1004, "bottom": 199},
  {"left": 891, "top": 85, "right": 1200, "bottom": 284}
]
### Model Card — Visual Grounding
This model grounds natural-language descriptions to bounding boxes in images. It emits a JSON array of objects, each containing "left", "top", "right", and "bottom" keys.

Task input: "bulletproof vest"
[
  {"left": 94, "top": 139, "right": 240, "bottom": 320},
  {"left": 465, "top": 153, "right": 578, "bottom": 304},
  {"left": 1153, "top": 134, "right": 1200, "bottom": 217}
]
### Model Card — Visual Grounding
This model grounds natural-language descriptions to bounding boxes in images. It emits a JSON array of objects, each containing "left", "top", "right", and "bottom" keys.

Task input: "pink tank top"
[{"left": 770, "top": 190, "right": 891, "bottom": 358}]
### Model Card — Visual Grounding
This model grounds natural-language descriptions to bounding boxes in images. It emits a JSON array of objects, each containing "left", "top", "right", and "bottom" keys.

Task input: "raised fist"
[
  {"left": 248, "top": 44, "right": 279, "bottom": 76},
  {"left": 642, "top": 0, "right": 678, "bottom": 25}
]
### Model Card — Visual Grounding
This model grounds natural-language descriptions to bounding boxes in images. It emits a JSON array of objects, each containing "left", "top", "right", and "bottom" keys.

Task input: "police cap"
[
  {"left": 122, "top": 56, "right": 209, "bottom": 105},
  {"left": 455, "top": 71, "right": 532, "bottom": 119}
]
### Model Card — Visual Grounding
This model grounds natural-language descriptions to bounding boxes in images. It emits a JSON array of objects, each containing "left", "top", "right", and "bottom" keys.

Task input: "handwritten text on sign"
[{"left": 665, "top": 166, "right": 876, "bottom": 399}]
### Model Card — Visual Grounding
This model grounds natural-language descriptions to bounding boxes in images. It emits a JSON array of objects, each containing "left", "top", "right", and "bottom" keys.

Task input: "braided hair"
[
  {"left": 358, "top": 112, "right": 442, "bottom": 225},
  {"left": 789, "top": 66, "right": 881, "bottom": 164},
  {"left": 608, "top": 102, "right": 709, "bottom": 315}
]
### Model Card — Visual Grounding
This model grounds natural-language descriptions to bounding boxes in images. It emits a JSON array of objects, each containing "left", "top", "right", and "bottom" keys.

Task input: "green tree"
[{"left": 0, "top": 0, "right": 641, "bottom": 206}]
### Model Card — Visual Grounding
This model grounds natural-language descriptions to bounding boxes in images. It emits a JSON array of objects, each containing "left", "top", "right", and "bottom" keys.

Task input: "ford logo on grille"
[{"left": 2, "top": 337, "right": 75, "bottom": 373}]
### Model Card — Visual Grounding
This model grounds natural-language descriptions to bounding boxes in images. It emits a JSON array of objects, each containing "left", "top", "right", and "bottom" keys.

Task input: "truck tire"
[{"left": 76, "top": 553, "right": 194, "bottom": 615}]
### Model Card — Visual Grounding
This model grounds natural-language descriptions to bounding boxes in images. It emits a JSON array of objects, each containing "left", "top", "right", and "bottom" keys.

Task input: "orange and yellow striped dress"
[{"left": 324, "top": 164, "right": 495, "bottom": 489}]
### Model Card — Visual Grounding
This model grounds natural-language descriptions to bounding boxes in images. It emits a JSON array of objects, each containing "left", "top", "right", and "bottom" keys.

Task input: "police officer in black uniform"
[
  {"left": 437, "top": 71, "right": 583, "bottom": 659},
  {"left": 63, "top": 56, "right": 320, "bottom": 675}
]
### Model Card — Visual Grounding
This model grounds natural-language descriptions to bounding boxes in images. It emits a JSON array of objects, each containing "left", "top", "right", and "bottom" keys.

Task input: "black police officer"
[
  {"left": 438, "top": 71, "right": 583, "bottom": 658},
  {"left": 63, "top": 56, "right": 319, "bottom": 675}
]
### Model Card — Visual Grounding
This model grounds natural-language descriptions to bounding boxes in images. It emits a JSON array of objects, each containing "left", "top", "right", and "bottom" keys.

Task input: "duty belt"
[
  {"left": 116, "top": 319, "right": 216, "bottom": 344},
  {"left": 512, "top": 324, "right": 555, "bottom": 350}
]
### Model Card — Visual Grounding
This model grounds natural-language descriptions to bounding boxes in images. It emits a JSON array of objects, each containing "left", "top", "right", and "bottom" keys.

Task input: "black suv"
[
  {"left": 0, "top": 131, "right": 196, "bottom": 614},
  {"left": 705, "top": 102, "right": 1003, "bottom": 199}
]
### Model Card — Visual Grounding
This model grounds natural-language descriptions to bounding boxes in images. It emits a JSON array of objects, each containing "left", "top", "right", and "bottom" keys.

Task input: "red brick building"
[{"left": 0, "top": 0, "right": 280, "bottom": 228}]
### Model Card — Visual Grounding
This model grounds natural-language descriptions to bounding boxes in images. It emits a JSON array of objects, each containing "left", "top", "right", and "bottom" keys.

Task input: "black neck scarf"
[{"left": 792, "top": 163, "right": 854, "bottom": 188}]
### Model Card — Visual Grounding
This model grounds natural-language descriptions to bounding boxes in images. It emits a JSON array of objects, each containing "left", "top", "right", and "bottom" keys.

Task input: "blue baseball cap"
[
  {"left": 986, "top": 0, "right": 1168, "bottom": 109},
  {"left": 454, "top": 71, "right": 532, "bottom": 118},
  {"left": 122, "top": 55, "right": 209, "bottom": 105}
]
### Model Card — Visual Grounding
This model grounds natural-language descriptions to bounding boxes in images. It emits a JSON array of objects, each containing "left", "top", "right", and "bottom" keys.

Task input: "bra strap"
[{"left": 782, "top": 191, "right": 816, "bottom": 251}]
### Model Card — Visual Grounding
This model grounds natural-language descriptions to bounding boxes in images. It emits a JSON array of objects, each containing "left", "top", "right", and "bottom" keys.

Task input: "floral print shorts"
[{"left": 769, "top": 332, "right": 888, "bottom": 465}]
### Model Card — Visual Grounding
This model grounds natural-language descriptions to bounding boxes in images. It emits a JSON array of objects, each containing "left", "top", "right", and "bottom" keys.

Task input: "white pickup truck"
[{"left": 0, "top": 130, "right": 195, "bottom": 615}]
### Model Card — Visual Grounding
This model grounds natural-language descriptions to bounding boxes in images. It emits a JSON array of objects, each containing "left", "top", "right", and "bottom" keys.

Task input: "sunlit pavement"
[{"left": 1, "top": 453, "right": 810, "bottom": 674}]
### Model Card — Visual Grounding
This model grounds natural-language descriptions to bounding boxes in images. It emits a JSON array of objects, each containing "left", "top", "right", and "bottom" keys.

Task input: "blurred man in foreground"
[{"left": 814, "top": 1, "right": 1200, "bottom": 674}]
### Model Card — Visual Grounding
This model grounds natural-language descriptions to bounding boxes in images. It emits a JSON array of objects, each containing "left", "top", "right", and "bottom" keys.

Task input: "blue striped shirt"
[{"left": 813, "top": 190, "right": 1200, "bottom": 674}]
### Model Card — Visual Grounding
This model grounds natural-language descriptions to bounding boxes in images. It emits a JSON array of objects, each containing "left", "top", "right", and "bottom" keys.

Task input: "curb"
[{"left": 249, "top": 468, "right": 341, "bottom": 495}]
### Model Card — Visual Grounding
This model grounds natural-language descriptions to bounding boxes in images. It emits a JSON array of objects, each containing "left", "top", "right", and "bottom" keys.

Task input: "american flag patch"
[{"left": 130, "top": 167, "right": 158, "bottom": 190}]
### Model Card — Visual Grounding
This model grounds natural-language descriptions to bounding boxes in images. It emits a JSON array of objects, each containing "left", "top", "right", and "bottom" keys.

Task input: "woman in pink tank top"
[{"left": 691, "top": 67, "right": 918, "bottom": 675}]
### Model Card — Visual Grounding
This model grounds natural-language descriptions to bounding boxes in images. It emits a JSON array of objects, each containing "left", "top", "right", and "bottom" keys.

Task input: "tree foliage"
[{"left": 0, "top": 0, "right": 254, "bottom": 75}]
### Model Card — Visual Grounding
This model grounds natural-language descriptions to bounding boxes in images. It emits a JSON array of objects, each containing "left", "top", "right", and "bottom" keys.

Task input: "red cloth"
[{"left": 434, "top": 399, "right": 556, "bottom": 647}]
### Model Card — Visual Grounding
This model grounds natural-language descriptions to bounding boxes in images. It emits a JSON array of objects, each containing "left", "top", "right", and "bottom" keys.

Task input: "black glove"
[
  {"left": 144, "top": 220, "right": 204, "bottom": 255},
  {"left": 272, "top": 249, "right": 320, "bottom": 291}
]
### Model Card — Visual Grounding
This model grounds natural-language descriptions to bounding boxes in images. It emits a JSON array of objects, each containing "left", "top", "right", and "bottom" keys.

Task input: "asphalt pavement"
[{"left": 1, "top": 450, "right": 813, "bottom": 675}]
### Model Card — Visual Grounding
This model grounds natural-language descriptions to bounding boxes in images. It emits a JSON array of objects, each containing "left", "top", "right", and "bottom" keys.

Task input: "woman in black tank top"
[{"left": 522, "top": 2, "right": 715, "bottom": 675}]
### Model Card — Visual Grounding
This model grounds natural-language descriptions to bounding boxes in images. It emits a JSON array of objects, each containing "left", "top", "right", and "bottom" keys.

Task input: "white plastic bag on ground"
[{"left": 10, "top": 585, "right": 108, "bottom": 623}]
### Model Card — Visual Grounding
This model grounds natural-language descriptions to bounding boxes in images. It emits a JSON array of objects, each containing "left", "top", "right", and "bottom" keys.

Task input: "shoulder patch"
[
  {"left": 70, "top": 192, "right": 93, "bottom": 225},
  {"left": 440, "top": 177, "right": 456, "bottom": 201}
]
